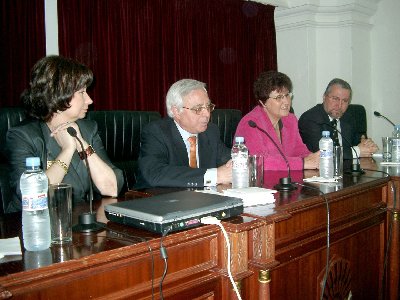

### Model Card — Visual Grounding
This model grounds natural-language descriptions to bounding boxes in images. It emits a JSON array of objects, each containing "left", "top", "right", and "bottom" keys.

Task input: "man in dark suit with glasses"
[
  {"left": 299, "top": 78, "right": 378, "bottom": 160},
  {"left": 136, "top": 79, "right": 232, "bottom": 189}
]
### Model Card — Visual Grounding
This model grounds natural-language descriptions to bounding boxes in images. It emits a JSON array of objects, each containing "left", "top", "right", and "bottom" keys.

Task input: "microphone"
[
  {"left": 321, "top": 122, "right": 364, "bottom": 175},
  {"left": 373, "top": 111, "right": 396, "bottom": 127},
  {"left": 248, "top": 120, "right": 297, "bottom": 191},
  {"left": 67, "top": 127, "right": 104, "bottom": 232}
]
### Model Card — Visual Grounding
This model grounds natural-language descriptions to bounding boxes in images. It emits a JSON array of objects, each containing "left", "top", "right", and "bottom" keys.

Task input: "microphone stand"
[
  {"left": 248, "top": 120, "right": 297, "bottom": 191},
  {"left": 373, "top": 111, "right": 396, "bottom": 127},
  {"left": 67, "top": 127, "right": 104, "bottom": 233}
]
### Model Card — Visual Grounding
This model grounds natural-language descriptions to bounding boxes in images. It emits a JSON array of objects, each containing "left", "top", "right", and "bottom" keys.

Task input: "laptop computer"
[{"left": 104, "top": 190, "right": 243, "bottom": 234}]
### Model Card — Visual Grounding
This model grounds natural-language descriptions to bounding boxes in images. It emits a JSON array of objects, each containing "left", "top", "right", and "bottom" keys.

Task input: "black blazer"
[
  {"left": 136, "top": 117, "right": 231, "bottom": 188},
  {"left": 298, "top": 104, "right": 361, "bottom": 160},
  {"left": 6, "top": 119, "right": 124, "bottom": 212}
]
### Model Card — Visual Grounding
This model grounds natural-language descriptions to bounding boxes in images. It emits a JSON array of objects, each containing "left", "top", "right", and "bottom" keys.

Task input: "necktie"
[
  {"left": 188, "top": 136, "right": 197, "bottom": 168},
  {"left": 330, "top": 119, "right": 340, "bottom": 146}
]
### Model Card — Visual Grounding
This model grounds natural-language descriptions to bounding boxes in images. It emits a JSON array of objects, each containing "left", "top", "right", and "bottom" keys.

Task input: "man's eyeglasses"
[
  {"left": 269, "top": 92, "right": 293, "bottom": 102},
  {"left": 182, "top": 103, "right": 216, "bottom": 115},
  {"left": 327, "top": 95, "right": 350, "bottom": 104}
]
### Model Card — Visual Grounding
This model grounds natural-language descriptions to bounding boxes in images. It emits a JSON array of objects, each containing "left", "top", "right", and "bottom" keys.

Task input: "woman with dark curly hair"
[
  {"left": 234, "top": 70, "right": 320, "bottom": 170},
  {"left": 6, "top": 55, "right": 124, "bottom": 212}
]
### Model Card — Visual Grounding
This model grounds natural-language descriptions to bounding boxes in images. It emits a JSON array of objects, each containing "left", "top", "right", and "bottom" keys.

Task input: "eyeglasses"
[
  {"left": 327, "top": 95, "right": 350, "bottom": 104},
  {"left": 182, "top": 103, "right": 216, "bottom": 115},
  {"left": 269, "top": 92, "right": 293, "bottom": 102}
]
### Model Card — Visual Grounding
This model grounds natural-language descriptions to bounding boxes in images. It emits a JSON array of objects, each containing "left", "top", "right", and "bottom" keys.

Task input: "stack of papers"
[
  {"left": 0, "top": 237, "right": 22, "bottom": 259},
  {"left": 380, "top": 161, "right": 400, "bottom": 165},
  {"left": 223, "top": 187, "right": 277, "bottom": 207},
  {"left": 303, "top": 176, "right": 338, "bottom": 183}
]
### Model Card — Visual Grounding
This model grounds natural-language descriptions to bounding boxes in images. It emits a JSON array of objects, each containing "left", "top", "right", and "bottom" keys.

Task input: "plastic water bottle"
[
  {"left": 20, "top": 157, "right": 51, "bottom": 251},
  {"left": 319, "top": 131, "right": 334, "bottom": 179},
  {"left": 24, "top": 248, "right": 53, "bottom": 270},
  {"left": 232, "top": 136, "right": 249, "bottom": 188},
  {"left": 392, "top": 125, "right": 400, "bottom": 163}
]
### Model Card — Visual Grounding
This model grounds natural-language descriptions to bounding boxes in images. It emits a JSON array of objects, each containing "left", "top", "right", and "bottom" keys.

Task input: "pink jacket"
[{"left": 234, "top": 106, "right": 311, "bottom": 170}]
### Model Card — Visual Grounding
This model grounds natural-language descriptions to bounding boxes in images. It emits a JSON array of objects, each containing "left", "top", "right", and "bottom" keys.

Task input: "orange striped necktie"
[{"left": 188, "top": 136, "right": 197, "bottom": 168}]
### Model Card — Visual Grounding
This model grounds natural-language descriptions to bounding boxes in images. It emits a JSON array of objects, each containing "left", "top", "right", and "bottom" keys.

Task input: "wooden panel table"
[
  {"left": 377, "top": 160, "right": 400, "bottom": 300},
  {"left": 0, "top": 159, "right": 396, "bottom": 300}
]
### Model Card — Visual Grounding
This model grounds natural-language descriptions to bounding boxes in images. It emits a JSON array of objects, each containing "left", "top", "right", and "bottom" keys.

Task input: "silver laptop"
[{"left": 104, "top": 190, "right": 243, "bottom": 234}]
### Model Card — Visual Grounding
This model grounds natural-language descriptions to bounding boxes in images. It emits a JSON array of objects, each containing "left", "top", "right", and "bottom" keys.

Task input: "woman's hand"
[
  {"left": 50, "top": 122, "right": 87, "bottom": 152},
  {"left": 304, "top": 151, "right": 320, "bottom": 169}
]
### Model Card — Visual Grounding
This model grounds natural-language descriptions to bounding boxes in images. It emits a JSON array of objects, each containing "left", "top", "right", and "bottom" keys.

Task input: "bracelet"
[
  {"left": 48, "top": 159, "right": 68, "bottom": 174},
  {"left": 78, "top": 145, "right": 96, "bottom": 160}
]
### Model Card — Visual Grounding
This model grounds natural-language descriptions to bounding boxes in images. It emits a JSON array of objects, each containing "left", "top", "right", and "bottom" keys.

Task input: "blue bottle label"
[
  {"left": 320, "top": 150, "right": 332, "bottom": 158},
  {"left": 22, "top": 193, "right": 48, "bottom": 211}
]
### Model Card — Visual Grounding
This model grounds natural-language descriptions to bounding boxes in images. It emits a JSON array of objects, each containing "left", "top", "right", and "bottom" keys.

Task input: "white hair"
[{"left": 166, "top": 79, "right": 207, "bottom": 117}]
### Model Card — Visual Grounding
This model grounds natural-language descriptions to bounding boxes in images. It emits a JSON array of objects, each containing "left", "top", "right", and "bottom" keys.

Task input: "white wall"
[
  {"left": 44, "top": 0, "right": 58, "bottom": 55},
  {"left": 272, "top": 0, "right": 400, "bottom": 148},
  {"left": 370, "top": 0, "right": 400, "bottom": 143}
]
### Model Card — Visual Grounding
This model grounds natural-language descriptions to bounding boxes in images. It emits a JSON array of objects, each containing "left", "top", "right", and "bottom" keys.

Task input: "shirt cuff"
[{"left": 204, "top": 168, "right": 217, "bottom": 186}]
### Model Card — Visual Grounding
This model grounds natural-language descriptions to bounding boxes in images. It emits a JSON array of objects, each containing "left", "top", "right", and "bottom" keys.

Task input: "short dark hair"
[
  {"left": 21, "top": 55, "right": 93, "bottom": 122},
  {"left": 253, "top": 70, "right": 293, "bottom": 101},
  {"left": 324, "top": 78, "right": 352, "bottom": 100}
]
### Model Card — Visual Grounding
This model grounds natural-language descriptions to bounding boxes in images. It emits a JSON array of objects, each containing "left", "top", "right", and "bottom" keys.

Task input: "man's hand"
[
  {"left": 217, "top": 159, "right": 232, "bottom": 185},
  {"left": 359, "top": 136, "right": 379, "bottom": 157}
]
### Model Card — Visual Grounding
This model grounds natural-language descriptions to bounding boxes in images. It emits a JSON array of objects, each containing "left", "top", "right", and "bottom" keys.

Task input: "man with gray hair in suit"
[{"left": 136, "top": 79, "right": 232, "bottom": 189}]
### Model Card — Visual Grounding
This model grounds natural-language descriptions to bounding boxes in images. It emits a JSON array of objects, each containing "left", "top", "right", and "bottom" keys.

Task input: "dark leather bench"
[
  {"left": 86, "top": 110, "right": 162, "bottom": 190},
  {"left": 0, "top": 108, "right": 27, "bottom": 215},
  {"left": 210, "top": 109, "right": 242, "bottom": 149},
  {"left": 0, "top": 107, "right": 242, "bottom": 214},
  {"left": 344, "top": 104, "right": 367, "bottom": 138}
]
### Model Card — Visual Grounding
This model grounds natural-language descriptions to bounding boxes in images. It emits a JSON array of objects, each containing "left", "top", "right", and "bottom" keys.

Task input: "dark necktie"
[
  {"left": 330, "top": 119, "right": 340, "bottom": 146},
  {"left": 188, "top": 136, "right": 197, "bottom": 168}
]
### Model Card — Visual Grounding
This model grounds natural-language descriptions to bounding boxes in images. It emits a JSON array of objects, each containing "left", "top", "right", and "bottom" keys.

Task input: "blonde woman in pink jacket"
[{"left": 235, "top": 71, "right": 320, "bottom": 171}]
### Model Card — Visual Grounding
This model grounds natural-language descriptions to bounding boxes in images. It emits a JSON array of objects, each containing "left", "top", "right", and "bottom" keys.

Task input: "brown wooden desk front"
[{"left": 0, "top": 159, "right": 396, "bottom": 299}]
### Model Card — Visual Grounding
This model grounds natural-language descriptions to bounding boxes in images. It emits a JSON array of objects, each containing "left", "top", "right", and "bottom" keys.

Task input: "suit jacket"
[
  {"left": 298, "top": 104, "right": 361, "bottom": 160},
  {"left": 135, "top": 117, "right": 231, "bottom": 188},
  {"left": 6, "top": 119, "right": 124, "bottom": 212},
  {"left": 234, "top": 105, "right": 311, "bottom": 170}
]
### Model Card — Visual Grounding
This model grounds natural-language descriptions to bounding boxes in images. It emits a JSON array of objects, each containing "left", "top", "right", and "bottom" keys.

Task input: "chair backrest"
[
  {"left": 210, "top": 109, "right": 242, "bottom": 149},
  {"left": 344, "top": 104, "right": 367, "bottom": 138},
  {"left": 86, "top": 110, "right": 161, "bottom": 189},
  {"left": 87, "top": 110, "right": 161, "bottom": 161},
  {"left": 0, "top": 107, "right": 27, "bottom": 163},
  {"left": 0, "top": 107, "right": 27, "bottom": 214}
]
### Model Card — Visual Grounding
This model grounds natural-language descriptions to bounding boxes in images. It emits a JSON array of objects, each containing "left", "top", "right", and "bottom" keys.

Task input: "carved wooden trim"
[
  {"left": 317, "top": 255, "right": 351, "bottom": 300},
  {"left": 223, "top": 231, "right": 248, "bottom": 275},
  {"left": 251, "top": 223, "right": 275, "bottom": 262},
  {"left": 0, "top": 285, "right": 12, "bottom": 299},
  {"left": 265, "top": 223, "right": 275, "bottom": 260},
  {"left": 252, "top": 226, "right": 263, "bottom": 260}
]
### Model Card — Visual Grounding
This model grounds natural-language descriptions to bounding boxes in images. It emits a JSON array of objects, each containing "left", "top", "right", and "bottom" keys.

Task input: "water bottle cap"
[
  {"left": 25, "top": 157, "right": 40, "bottom": 167},
  {"left": 395, "top": 125, "right": 400, "bottom": 130},
  {"left": 322, "top": 131, "right": 330, "bottom": 137},
  {"left": 235, "top": 136, "right": 245, "bottom": 143}
]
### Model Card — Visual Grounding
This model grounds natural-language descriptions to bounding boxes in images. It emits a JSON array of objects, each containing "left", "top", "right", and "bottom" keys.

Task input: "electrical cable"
[
  {"left": 200, "top": 216, "right": 243, "bottom": 300},
  {"left": 295, "top": 183, "right": 330, "bottom": 300},
  {"left": 159, "top": 227, "right": 172, "bottom": 300}
]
